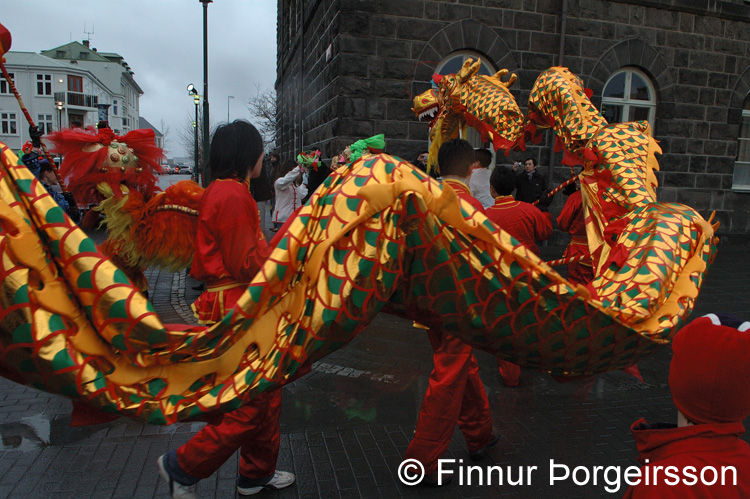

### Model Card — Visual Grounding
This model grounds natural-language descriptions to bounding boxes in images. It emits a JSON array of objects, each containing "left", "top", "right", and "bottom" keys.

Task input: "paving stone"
[{"left": 1, "top": 236, "right": 749, "bottom": 498}]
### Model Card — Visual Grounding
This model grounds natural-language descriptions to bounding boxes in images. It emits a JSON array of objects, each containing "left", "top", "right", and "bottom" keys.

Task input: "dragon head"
[
  {"left": 410, "top": 59, "right": 482, "bottom": 173},
  {"left": 412, "top": 88, "right": 438, "bottom": 124},
  {"left": 48, "top": 127, "right": 164, "bottom": 205},
  {"left": 526, "top": 67, "right": 608, "bottom": 165}
]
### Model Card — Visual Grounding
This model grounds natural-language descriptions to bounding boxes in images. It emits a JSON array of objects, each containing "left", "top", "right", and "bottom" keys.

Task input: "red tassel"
[
  {"left": 560, "top": 148, "right": 583, "bottom": 166},
  {"left": 583, "top": 147, "right": 598, "bottom": 162},
  {"left": 79, "top": 208, "right": 101, "bottom": 230},
  {"left": 621, "top": 364, "right": 644, "bottom": 383}
]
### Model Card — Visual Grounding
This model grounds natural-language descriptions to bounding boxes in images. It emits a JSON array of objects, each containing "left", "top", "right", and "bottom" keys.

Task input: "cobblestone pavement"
[{"left": 1, "top": 232, "right": 748, "bottom": 498}]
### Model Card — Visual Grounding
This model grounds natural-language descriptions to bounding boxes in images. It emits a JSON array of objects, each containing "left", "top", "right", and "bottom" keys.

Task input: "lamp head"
[{"left": 186, "top": 84, "right": 198, "bottom": 95}]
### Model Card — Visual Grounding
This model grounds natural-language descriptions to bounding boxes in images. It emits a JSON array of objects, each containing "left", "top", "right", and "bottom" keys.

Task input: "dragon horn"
[{"left": 458, "top": 58, "right": 482, "bottom": 82}]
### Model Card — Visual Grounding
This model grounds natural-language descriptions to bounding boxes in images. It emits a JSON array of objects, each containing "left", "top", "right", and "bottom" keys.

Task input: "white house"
[{"left": 0, "top": 40, "right": 145, "bottom": 153}]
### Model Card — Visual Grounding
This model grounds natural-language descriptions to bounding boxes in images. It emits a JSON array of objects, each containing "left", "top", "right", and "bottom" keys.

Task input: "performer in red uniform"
[
  {"left": 484, "top": 166, "right": 552, "bottom": 386},
  {"left": 485, "top": 166, "right": 552, "bottom": 257},
  {"left": 624, "top": 314, "right": 750, "bottom": 498},
  {"left": 405, "top": 140, "right": 496, "bottom": 485},
  {"left": 157, "top": 121, "right": 295, "bottom": 499},
  {"left": 556, "top": 176, "right": 594, "bottom": 286}
]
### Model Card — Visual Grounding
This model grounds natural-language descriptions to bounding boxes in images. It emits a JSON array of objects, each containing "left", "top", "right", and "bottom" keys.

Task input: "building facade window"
[
  {"left": 0, "top": 72, "right": 15, "bottom": 94},
  {"left": 732, "top": 95, "right": 750, "bottom": 192},
  {"left": 36, "top": 74, "right": 52, "bottom": 96},
  {"left": 601, "top": 67, "right": 657, "bottom": 127},
  {"left": 37, "top": 114, "right": 54, "bottom": 134},
  {"left": 112, "top": 99, "right": 118, "bottom": 115},
  {"left": 1, "top": 112, "right": 18, "bottom": 135},
  {"left": 68, "top": 75, "right": 83, "bottom": 93}
]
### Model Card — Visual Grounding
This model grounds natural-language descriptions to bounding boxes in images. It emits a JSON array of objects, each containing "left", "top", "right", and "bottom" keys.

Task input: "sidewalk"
[{"left": 1, "top": 238, "right": 748, "bottom": 498}]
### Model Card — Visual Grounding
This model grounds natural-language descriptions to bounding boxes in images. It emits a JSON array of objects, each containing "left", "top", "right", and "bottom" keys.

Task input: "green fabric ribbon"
[{"left": 348, "top": 134, "right": 385, "bottom": 162}]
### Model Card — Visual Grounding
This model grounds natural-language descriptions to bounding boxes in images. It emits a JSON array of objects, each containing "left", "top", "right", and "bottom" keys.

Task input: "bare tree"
[
  {"left": 246, "top": 84, "right": 277, "bottom": 149},
  {"left": 177, "top": 112, "right": 205, "bottom": 169},
  {"left": 159, "top": 118, "right": 172, "bottom": 155}
]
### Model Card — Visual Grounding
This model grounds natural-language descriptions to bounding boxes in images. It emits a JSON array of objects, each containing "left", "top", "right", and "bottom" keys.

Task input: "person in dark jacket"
[{"left": 512, "top": 157, "right": 546, "bottom": 203}]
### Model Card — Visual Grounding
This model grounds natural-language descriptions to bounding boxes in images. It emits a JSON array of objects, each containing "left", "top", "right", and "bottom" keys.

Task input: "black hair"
[
  {"left": 274, "top": 159, "right": 297, "bottom": 183},
  {"left": 207, "top": 120, "right": 263, "bottom": 181},
  {"left": 524, "top": 157, "right": 538, "bottom": 167},
  {"left": 474, "top": 148, "right": 492, "bottom": 168},
  {"left": 490, "top": 166, "right": 516, "bottom": 196},
  {"left": 438, "top": 139, "right": 474, "bottom": 178},
  {"left": 302, "top": 162, "right": 332, "bottom": 205},
  {"left": 38, "top": 160, "right": 54, "bottom": 174}
]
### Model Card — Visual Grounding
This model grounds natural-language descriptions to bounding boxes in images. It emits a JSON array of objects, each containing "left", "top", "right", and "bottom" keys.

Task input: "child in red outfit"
[
  {"left": 157, "top": 121, "right": 295, "bottom": 498},
  {"left": 624, "top": 313, "right": 750, "bottom": 498},
  {"left": 405, "top": 140, "right": 496, "bottom": 485}
]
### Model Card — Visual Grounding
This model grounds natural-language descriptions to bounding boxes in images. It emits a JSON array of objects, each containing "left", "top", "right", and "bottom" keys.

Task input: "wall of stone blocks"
[{"left": 277, "top": 0, "right": 750, "bottom": 236}]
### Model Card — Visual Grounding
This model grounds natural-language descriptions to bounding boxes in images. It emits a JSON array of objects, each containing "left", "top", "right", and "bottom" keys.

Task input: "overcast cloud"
[{"left": 2, "top": 0, "right": 277, "bottom": 158}]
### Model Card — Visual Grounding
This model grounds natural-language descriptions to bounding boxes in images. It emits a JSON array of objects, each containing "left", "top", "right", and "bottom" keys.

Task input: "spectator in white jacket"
[
  {"left": 470, "top": 148, "right": 494, "bottom": 209},
  {"left": 271, "top": 159, "right": 307, "bottom": 232}
]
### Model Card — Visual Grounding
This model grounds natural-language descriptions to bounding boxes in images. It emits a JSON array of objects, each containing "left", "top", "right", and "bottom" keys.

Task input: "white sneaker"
[
  {"left": 157, "top": 454, "right": 198, "bottom": 499},
  {"left": 237, "top": 470, "right": 296, "bottom": 496}
]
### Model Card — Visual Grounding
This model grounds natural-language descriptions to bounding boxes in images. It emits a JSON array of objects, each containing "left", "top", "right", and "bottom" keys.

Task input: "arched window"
[
  {"left": 435, "top": 51, "right": 496, "bottom": 78},
  {"left": 732, "top": 94, "right": 750, "bottom": 191},
  {"left": 601, "top": 68, "right": 657, "bottom": 127},
  {"left": 434, "top": 51, "right": 497, "bottom": 165}
]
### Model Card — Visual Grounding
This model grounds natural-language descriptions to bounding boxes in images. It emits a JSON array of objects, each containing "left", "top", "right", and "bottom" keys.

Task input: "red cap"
[{"left": 669, "top": 314, "right": 750, "bottom": 424}]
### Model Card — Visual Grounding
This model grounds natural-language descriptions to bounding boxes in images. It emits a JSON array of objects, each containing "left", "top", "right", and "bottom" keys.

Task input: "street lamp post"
[
  {"left": 227, "top": 95, "right": 235, "bottom": 122},
  {"left": 56, "top": 100, "right": 64, "bottom": 130},
  {"left": 200, "top": 0, "right": 212, "bottom": 186},
  {"left": 187, "top": 84, "right": 200, "bottom": 183}
]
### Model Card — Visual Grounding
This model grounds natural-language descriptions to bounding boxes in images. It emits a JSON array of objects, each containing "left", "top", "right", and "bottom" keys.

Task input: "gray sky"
[{"left": 2, "top": 0, "right": 277, "bottom": 158}]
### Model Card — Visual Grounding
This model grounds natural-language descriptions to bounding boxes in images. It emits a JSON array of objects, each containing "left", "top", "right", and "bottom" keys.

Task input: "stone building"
[{"left": 276, "top": 0, "right": 750, "bottom": 238}]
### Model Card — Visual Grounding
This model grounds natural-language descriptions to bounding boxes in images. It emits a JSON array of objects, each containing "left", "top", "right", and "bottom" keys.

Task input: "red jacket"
[
  {"left": 190, "top": 178, "right": 271, "bottom": 323},
  {"left": 485, "top": 195, "right": 552, "bottom": 255},
  {"left": 191, "top": 178, "right": 270, "bottom": 284},
  {"left": 557, "top": 190, "right": 586, "bottom": 238},
  {"left": 444, "top": 177, "right": 485, "bottom": 214},
  {"left": 624, "top": 418, "right": 750, "bottom": 498}
]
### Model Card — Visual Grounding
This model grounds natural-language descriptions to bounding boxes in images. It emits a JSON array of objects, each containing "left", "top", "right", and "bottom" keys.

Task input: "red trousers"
[
  {"left": 176, "top": 389, "right": 281, "bottom": 480},
  {"left": 405, "top": 330, "right": 493, "bottom": 474}
]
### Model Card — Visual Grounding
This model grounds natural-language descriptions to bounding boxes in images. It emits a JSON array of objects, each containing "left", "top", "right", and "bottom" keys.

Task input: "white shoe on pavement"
[
  {"left": 237, "top": 470, "right": 296, "bottom": 496},
  {"left": 158, "top": 454, "right": 198, "bottom": 499}
]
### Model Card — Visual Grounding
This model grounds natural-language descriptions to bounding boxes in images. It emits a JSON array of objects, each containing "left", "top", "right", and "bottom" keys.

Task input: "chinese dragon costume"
[
  {"left": 46, "top": 126, "right": 203, "bottom": 291},
  {"left": 0, "top": 30, "right": 716, "bottom": 424}
]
